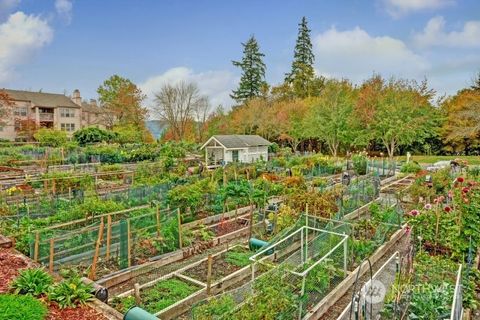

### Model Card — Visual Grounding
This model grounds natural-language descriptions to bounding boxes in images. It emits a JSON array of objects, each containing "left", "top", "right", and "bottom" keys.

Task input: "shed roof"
[
  {"left": 1, "top": 89, "right": 80, "bottom": 108},
  {"left": 202, "top": 135, "right": 271, "bottom": 149}
]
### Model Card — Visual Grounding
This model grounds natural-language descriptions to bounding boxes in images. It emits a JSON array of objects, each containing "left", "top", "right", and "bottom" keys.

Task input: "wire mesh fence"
[
  {"left": 190, "top": 226, "right": 348, "bottom": 320},
  {"left": 450, "top": 264, "right": 463, "bottom": 320},
  {"left": 32, "top": 207, "right": 180, "bottom": 279}
]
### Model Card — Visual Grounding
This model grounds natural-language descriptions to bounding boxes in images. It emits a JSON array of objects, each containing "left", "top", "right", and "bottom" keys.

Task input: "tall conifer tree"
[
  {"left": 286, "top": 17, "right": 316, "bottom": 97},
  {"left": 231, "top": 36, "right": 267, "bottom": 104}
]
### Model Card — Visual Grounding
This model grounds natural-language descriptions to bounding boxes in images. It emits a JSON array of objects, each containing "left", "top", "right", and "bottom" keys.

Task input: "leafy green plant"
[
  {"left": 224, "top": 247, "right": 252, "bottom": 267},
  {"left": 48, "top": 276, "right": 93, "bottom": 308},
  {"left": 10, "top": 268, "right": 53, "bottom": 297},
  {"left": 194, "top": 295, "right": 236, "bottom": 320},
  {"left": 73, "top": 127, "right": 116, "bottom": 146},
  {"left": 352, "top": 153, "right": 368, "bottom": 175},
  {"left": 110, "top": 296, "right": 137, "bottom": 314},
  {"left": 140, "top": 278, "right": 199, "bottom": 313},
  {"left": 401, "top": 161, "right": 422, "bottom": 173},
  {"left": 0, "top": 294, "right": 48, "bottom": 320},
  {"left": 34, "top": 128, "right": 68, "bottom": 147}
]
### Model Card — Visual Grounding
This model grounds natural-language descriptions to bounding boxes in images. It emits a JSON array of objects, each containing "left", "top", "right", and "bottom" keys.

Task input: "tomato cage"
[{"left": 249, "top": 225, "right": 349, "bottom": 319}]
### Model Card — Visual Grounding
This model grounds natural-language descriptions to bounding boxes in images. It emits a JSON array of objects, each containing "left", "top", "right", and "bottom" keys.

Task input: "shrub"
[
  {"left": 73, "top": 127, "right": 116, "bottom": 146},
  {"left": 400, "top": 161, "right": 422, "bottom": 173},
  {"left": 0, "top": 294, "right": 48, "bottom": 320},
  {"left": 34, "top": 128, "right": 68, "bottom": 147},
  {"left": 48, "top": 276, "right": 93, "bottom": 308},
  {"left": 113, "top": 125, "right": 145, "bottom": 144},
  {"left": 10, "top": 268, "right": 53, "bottom": 297},
  {"left": 352, "top": 153, "right": 367, "bottom": 175}
]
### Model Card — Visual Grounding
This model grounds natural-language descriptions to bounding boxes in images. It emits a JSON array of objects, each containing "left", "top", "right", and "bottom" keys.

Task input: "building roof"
[
  {"left": 81, "top": 101, "right": 104, "bottom": 114},
  {"left": 202, "top": 135, "right": 271, "bottom": 149},
  {"left": 1, "top": 89, "right": 80, "bottom": 108}
]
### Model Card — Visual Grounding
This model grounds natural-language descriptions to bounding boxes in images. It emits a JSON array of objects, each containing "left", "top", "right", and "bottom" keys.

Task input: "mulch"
[
  {"left": 0, "top": 248, "right": 109, "bottom": 320},
  {"left": 46, "top": 303, "right": 109, "bottom": 320},
  {"left": 0, "top": 247, "right": 30, "bottom": 293}
]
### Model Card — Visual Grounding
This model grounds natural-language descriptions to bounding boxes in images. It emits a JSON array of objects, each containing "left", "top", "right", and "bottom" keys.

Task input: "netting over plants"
[
  {"left": 32, "top": 207, "right": 179, "bottom": 278},
  {"left": 191, "top": 226, "right": 349, "bottom": 320}
]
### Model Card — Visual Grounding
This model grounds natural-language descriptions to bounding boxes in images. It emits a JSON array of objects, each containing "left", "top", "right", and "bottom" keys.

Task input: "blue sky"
[{"left": 1, "top": 0, "right": 479, "bottom": 109}]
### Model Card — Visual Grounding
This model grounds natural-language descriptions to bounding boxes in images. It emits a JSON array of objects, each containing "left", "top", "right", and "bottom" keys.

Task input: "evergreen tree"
[
  {"left": 471, "top": 71, "right": 480, "bottom": 91},
  {"left": 286, "top": 17, "right": 316, "bottom": 98},
  {"left": 231, "top": 36, "right": 267, "bottom": 104}
]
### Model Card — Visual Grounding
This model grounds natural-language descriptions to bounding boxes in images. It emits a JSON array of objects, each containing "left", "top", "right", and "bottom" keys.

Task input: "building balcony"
[{"left": 39, "top": 113, "right": 54, "bottom": 121}]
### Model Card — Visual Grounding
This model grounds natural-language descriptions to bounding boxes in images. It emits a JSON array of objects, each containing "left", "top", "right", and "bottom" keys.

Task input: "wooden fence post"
[
  {"left": 156, "top": 205, "right": 161, "bottom": 238},
  {"left": 89, "top": 217, "right": 105, "bottom": 280},
  {"left": 106, "top": 215, "right": 112, "bottom": 260},
  {"left": 177, "top": 208, "right": 183, "bottom": 249},
  {"left": 127, "top": 219, "right": 132, "bottom": 267},
  {"left": 134, "top": 283, "right": 141, "bottom": 305},
  {"left": 34, "top": 232, "right": 39, "bottom": 262},
  {"left": 206, "top": 254, "right": 213, "bottom": 295},
  {"left": 49, "top": 238, "right": 54, "bottom": 273},
  {"left": 249, "top": 204, "right": 254, "bottom": 239}
]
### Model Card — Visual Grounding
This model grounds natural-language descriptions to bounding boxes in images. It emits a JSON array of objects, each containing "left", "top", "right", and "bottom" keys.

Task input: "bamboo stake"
[
  {"left": 156, "top": 205, "right": 161, "bottom": 238},
  {"left": 89, "top": 217, "right": 105, "bottom": 280},
  {"left": 249, "top": 204, "right": 254, "bottom": 239},
  {"left": 106, "top": 215, "right": 112, "bottom": 260},
  {"left": 49, "top": 238, "right": 54, "bottom": 273},
  {"left": 34, "top": 232, "right": 39, "bottom": 262},
  {"left": 177, "top": 208, "right": 183, "bottom": 248},
  {"left": 206, "top": 254, "right": 213, "bottom": 295},
  {"left": 127, "top": 219, "right": 132, "bottom": 267}
]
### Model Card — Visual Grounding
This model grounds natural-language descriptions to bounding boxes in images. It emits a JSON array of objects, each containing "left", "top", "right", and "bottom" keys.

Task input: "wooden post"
[
  {"left": 206, "top": 254, "right": 213, "bottom": 295},
  {"left": 68, "top": 187, "right": 72, "bottom": 199},
  {"left": 49, "top": 238, "right": 54, "bottom": 273},
  {"left": 156, "top": 205, "right": 161, "bottom": 237},
  {"left": 52, "top": 179, "right": 56, "bottom": 195},
  {"left": 60, "top": 147, "right": 64, "bottom": 163},
  {"left": 177, "top": 208, "right": 183, "bottom": 248},
  {"left": 235, "top": 205, "right": 238, "bottom": 222},
  {"left": 134, "top": 283, "right": 141, "bottom": 305},
  {"left": 127, "top": 219, "right": 132, "bottom": 267},
  {"left": 249, "top": 204, "right": 254, "bottom": 239},
  {"left": 34, "top": 232, "right": 39, "bottom": 262},
  {"left": 223, "top": 170, "right": 227, "bottom": 187},
  {"left": 106, "top": 215, "right": 112, "bottom": 260},
  {"left": 89, "top": 217, "right": 105, "bottom": 280}
]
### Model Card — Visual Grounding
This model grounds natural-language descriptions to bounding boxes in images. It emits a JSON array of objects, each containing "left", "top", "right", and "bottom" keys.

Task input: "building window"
[
  {"left": 60, "top": 108, "right": 75, "bottom": 118},
  {"left": 60, "top": 123, "right": 76, "bottom": 132},
  {"left": 14, "top": 107, "right": 28, "bottom": 117}
]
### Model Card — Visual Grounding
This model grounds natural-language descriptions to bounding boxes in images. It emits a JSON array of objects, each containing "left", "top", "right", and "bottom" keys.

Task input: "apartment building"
[{"left": 0, "top": 89, "right": 106, "bottom": 141}]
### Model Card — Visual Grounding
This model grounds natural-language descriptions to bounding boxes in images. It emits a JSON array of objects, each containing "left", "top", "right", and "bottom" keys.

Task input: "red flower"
[
  {"left": 444, "top": 206, "right": 452, "bottom": 213},
  {"left": 462, "top": 187, "right": 470, "bottom": 193},
  {"left": 457, "top": 177, "right": 465, "bottom": 183},
  {"left": 408, "top": 209, "right": 419, "bottom": 216}
]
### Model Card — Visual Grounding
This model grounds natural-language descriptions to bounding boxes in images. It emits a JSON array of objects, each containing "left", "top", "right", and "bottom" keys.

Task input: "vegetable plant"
[
  {"left": 10, "top": 268, "right": 53, "bottom": 297},
  {"left": 0, "top": 294, "right": 48, "bottom": 320},
  {"left": 48, "top": 276, "right": 93, "bottom": 308}
]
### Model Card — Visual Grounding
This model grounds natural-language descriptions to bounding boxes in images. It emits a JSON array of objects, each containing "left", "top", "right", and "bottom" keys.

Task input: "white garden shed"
[{"left": 200, "top": 135, "right": 271, "bottom": 167}]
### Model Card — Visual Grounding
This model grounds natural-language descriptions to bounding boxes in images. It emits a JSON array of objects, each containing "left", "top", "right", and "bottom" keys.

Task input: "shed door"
[{"left": 232, "top": 150, "right": 239, "bottom": 162}]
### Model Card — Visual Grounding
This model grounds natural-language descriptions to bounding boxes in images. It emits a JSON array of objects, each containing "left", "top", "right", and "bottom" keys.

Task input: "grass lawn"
[{"left": 398, "top": 155, "right": 480, "bottom": 165}]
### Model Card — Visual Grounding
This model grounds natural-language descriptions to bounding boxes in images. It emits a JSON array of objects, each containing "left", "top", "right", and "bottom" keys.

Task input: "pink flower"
[
  {"left": 463, "top": 198, "right": 470, "bottom": 204},
  {"left": 444, "top": 206, "right": 452, "bottom": 213},
  {"left": 448, "top": 191, "right": 453, "bottom": 198},
  {"left": 468, "top": 181, "right": 475, "bottom": 187},
  {"left": 457, "top": 177, "right": 465, "bottom": 183},
  {"left": 408, "top": 209, "right": 419, "bottom": 216},
  {"left": 405, "top": 226, "right": 411, "bottom": 235},
  {"left": 424, "top": 204, "right": 432, "bottom": 210},
  {"left": 438, "top": 195, "right": 445, "bottom": 202}
]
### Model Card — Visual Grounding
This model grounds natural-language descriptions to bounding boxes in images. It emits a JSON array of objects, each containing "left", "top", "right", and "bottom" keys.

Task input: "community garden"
[{"left": 0, "top": 139, "right": 479, "bottom": 320}]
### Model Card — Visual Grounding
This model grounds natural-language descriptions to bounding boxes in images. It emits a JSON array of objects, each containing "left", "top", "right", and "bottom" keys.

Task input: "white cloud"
[
  {"left": 0, "top": 12, "right": 53, "bottom": 83},
  {"left": 55, "top": 0, "right": 72, "bottom": 24},
  {"left": 413, "top": 16, "right": 480, "bottom": 48},
  {"left": 383, "top": 0, "right": 455, "bottom": 18},
  {"left": 313, "top": 26, "right": 427, "bottom": 83},
  {"left": 140, "top": 67, "right": 236, "bottom": 110}
]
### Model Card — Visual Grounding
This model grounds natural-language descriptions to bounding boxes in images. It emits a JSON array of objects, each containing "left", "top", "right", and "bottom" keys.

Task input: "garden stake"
[
  {"left": 89, "top": 217, "right": 105, "bottom": 280},
  {"left": 49, "top": 238, "right": 54, "bottom": 273},
  {"left": 177, "top": 208, "right": 183, "bottom": 248},
  {"left": 34, "top": 231, "right": 39, "bottom": 262},
  {"left": 156, "top": 205, "right": 161, "bottom": 238},
  {"left": 206, "top": 254, "right": 213, "bottom": 295},
  {"left": 127, "top": 219, "right": 132, "bottom": 267},
  {"left": 106, "top": 214, "right": 112, "bottom": 260}
]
